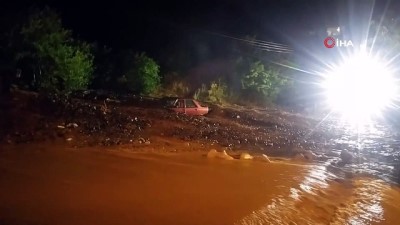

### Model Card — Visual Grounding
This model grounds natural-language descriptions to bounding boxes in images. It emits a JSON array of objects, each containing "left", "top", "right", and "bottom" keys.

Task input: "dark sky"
[{"left": 1, "top": 0, "right": 397, "bottom": 60}]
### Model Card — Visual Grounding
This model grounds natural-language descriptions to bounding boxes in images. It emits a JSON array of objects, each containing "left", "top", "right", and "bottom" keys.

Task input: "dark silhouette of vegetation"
[
  {"left": 0, "top": 7, "right": 298, "bottom": 106},
  {"left": 15, "top": 8, "right": 93, "bottom": 93},
  {"left": 241, "top": 61, "right": 288, "bottom": 102},
  {"left": 118, "top": 52, "right": 160, "bottom": 95},
  {"left": 91, "top": 44, "right": 115, "bottom": 90},
  {"left": 193, "top": 80, "right": 228, "bottom": 104}
]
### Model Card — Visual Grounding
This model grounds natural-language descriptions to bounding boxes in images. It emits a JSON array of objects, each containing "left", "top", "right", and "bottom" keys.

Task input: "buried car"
[{"left": 167, "top": 98, "right": 210, "bottom": 116}]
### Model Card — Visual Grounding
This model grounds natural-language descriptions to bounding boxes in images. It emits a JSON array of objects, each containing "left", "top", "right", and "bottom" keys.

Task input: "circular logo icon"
[{"left": 324, "top": 37, "right": 335, "bottom": 48}]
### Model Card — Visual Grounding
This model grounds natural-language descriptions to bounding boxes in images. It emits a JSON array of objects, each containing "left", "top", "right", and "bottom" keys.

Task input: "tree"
[
  {"left": 17, "top": 8, "right": 93, "bottom": 93},
  {"left": 125, "top": 52, "right": 160, "bottom": 95},
  {"left": 91, "top": 44, "right": 115, "bottom": 89},
  {"left": 241, "top": 61, "right": 288, "bottom": 102},
  {"left": 193, "top": 80, "right": 227, "bottom": 104}
]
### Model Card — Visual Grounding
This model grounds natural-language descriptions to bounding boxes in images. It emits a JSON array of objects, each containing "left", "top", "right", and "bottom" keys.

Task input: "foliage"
[
  {"left": 193, "top": 84, "right": 207, "bottom": 102},
  {"left": 167, "top": 80, "right": 190, "bottom": 96},
  {"left": 17, "top": 8, "right": 93, "bottom": 93},
  {"left": 150, "top": 72, "right": 190, "bottom": 97},
  {"left": 91, "top": 44, "right": 115, "bottom": 89},
  {"left": 193, "top": 80, "right": 227, "bottom": 104},
  {"left": 241, "top": 61, "right": 288, "bottom": 102},
  {"left": 125, "top": 52, "right": 160, "bottom": 95},
  {"left": 208, "top": 80, "right": 228, "bottom": 103},
  {"left": 149, "top": 80, "right": 190, "bottom": 98}
]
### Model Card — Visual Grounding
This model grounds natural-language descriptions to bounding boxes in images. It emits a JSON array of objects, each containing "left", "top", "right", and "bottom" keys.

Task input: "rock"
[
  {"left": 303, "top": 150, "right": 317, "bottom": 161},
  {"left": 66, "top": 123, "right": 78, "bottom": 128},
  {"left": 207, "top": 149, "right": 219, "bottom": 158},
  {"left": 317, "top": 155, "right": 330, "bottom": 161},
  {"left": 291, "top": 146, "right": 304, "bottom": 154},
  {"left": 254, "top": 154, "right": 271, "bottom": 163},
  {"left": 57, "top": 125, "right": 65, "bottom": 129},
  {"left": 66, "top": 137, "right": 73, "bottom": 141},
  {"left": 325, "top": 151, "right": 340, "bottom": 157},
  {"left": 220, "top": 150, "right": 234, "bottom": 160},
  {"left": 294, "top": 153, "right": 306, "bottom": 161},
  {"left": 138, "top": 137, "right": 146, "bottom": 144},
  {"left": 340, "top": 150, "right": 354, "bottom": 164},
  {"left": 240, "top": 152, "right": 254, "bottom": 160},
  {"left": 207, "top": 149, "right": 234, "bottom": 160}
]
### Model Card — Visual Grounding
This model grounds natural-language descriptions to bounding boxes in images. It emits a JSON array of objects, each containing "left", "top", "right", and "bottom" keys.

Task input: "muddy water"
[
  {"left": 0, "top": 147, "right": 399, "bottom": 225},
  {"left": 318, "top": 118, "right": 400, "bottom": 183}
]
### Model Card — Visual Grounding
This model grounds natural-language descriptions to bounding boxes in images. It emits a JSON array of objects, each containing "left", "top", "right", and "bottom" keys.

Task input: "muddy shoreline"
[
  {"left": 1, "top": 90, "right": 400, "bottom": 184},
  {"left": 0, "top": 90, "right": 331, "bottom": 152}
]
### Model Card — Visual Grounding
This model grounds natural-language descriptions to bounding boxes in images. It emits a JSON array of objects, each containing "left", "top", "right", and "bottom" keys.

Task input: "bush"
[
  {"left": 18, "top": 8, "right": 93, "bottom": 93},
  {"left": 165, "top": 80, "right": 190, "bottom": 96},
  {"left": 193, "top": 80, "right": 227, "bottom": 104},
  {"left": 241, "top": 61, "right": 288, "bottom": 102},
  {"left": 125, "top": 52, "right": 160, "bottom": 95},
  {"left": 150, "top": 72, "right": 190, "bottom": 97},
  {"left": 193, "top": 84, "right": 207, "bottom": 101}
]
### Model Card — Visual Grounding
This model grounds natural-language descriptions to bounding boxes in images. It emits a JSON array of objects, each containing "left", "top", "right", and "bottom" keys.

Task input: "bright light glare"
[{"left": 322, "top": 53, "right": 397, "bottom": 123}]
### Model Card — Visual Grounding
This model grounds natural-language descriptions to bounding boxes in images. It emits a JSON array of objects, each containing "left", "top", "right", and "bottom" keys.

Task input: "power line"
[
  {"left": 202, "top": 30, "right": 293, "bottom": 53},
  {"left": 145, "top": 16, "right": 294, "bottom": 53}
]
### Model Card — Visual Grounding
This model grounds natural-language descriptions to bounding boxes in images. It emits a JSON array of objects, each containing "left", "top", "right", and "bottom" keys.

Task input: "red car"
[{"left": 168, "top": 98, "right": 209, "bottom": 116}]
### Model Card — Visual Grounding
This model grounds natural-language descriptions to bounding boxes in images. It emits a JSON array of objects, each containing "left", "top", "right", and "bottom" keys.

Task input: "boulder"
[
  {"left": 325, "top": 151, "right": 340, "bottom": 157},
  {"left": 207, "top": 149, "right": 234, "bottom": 160},
  {"left": 240, "top": 152, "right": 254, "bottom": 160},
  {"left": 340, "top": 150, "right": 354, "bottom": 164},
  {"left": 294, "top": 153, "right": 306, "bottom": 161},
  {"left": 253, "top": 154, "right": 271, "bottom": 163},
  {"left": 303, "top": 150, "right": 317, "bottom": 161},
  {"left": 220, "top": 150, "right": 234, "bottom": 160},
  {"left": 207, "top": 149, "right": 219, "bottom": 158},
  {"left": 291, "top": 147, "right": 304, "bottom": 154},
  {"left": 66, "top": 123, "right": 79, "bottom": 128}
]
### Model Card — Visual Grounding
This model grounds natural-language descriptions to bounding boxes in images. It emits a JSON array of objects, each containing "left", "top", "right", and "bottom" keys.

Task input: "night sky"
[{"left": 1, "top": 0, "right": 398, "bottom": 61}]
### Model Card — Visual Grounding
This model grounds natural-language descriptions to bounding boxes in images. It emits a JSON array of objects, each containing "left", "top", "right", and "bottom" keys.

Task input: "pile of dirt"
[
  {"left": 0, "top": 91, "right": 150, "bottom": 146},
  {"left": 0, "top": 90, "right": 335, "bottom": 156}
]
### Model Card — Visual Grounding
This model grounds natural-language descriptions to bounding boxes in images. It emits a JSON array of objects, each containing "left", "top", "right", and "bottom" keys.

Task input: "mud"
[
  {"left": 0, "top": 146, "right": 399, "bottom": 225},
  {"left": 1, "top": 90, "right": 400, "bottom": 184},
  {"left": 0, "top": 90, "right": 328, "bottom": 152}
]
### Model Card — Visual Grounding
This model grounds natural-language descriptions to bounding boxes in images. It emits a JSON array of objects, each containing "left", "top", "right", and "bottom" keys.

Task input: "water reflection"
[
  {"left": 333, "top": 180, "right": 385, "bottom": 225},
  {"left": 235, "top": 161, "right": 392, "bottom": 225},
  {"left": 319, "top": 116, "right": 400, "bottom": 184}
]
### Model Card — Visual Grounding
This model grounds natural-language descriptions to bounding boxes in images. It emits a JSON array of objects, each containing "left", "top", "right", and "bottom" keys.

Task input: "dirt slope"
[{"left": 0, "top": 90, "right": 332, "bottom": 156}]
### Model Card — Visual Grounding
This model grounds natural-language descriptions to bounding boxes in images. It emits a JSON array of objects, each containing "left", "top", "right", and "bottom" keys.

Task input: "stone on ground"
[
  {"left": 207, "top": 149, "right": 234, "bottom": 160},
  {"left": 240, "top": 152, "right": 254, "bottom": 160},
  {"left": 253, "top": 154, "right": 271, "bottom": 163}
]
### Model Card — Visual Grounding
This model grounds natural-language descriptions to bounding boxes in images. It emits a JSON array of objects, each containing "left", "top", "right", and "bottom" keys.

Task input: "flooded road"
[
  {"left": 317, "top": 118, "right": 400, "bottom": 184},
  {"left": 0, "top": 146, "right": 399, "bottom": 225}
]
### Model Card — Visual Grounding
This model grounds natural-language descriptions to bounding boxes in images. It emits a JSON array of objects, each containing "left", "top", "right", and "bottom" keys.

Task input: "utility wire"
[
  {"left": 202, "top": 30, "right": 293, "bottom": 53},
  {"left": 142, "top": 16, "right": 293, "bottom": 53},
  {"left": 144, "top": 16, "right": 293, "bottom": 53}
]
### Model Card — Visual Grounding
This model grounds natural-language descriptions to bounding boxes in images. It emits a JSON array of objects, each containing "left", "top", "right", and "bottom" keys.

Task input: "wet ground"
[
  {"left": 1, "top": 90, "right": 400, "bottom": 224},
  {"left": 0, "top": 146, "right": 399, "bottom": 225},
  {"left": 2, "top": 90, "right": 398, "bottom": 184}
]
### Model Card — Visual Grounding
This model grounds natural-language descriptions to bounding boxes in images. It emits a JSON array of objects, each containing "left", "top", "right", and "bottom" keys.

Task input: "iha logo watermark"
[{"left": 324, "top": 37, "right": 354, "bottom": 48}]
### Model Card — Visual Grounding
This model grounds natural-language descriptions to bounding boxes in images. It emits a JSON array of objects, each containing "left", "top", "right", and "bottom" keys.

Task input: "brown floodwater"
[{"left": 0, "top": 146, "right": 399, "bottom": 225}]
